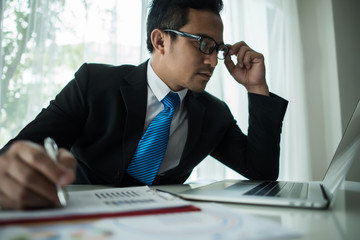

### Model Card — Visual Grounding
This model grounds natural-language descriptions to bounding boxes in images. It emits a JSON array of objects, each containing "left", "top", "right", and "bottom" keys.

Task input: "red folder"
[{"left": 0, "top": 205, "right": 200, "bottom": 226}]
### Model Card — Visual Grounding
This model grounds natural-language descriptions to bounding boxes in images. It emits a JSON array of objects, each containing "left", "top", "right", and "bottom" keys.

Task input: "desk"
[
  {"left": 2, "top": 182, "right": 359, "bottom": 239},
  {"left": 152, "top": 181, "right": 360, "bottom": 240}
]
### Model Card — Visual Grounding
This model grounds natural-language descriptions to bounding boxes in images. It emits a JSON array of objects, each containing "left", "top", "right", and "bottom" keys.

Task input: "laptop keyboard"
[{"left": 243, "top": 181, "right": 308, "bottom": 199}]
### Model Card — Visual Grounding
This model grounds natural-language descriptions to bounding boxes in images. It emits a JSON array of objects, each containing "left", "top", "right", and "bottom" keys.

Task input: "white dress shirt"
[{"left": 145, "top": 60, "right": 189, "bottom": 174}]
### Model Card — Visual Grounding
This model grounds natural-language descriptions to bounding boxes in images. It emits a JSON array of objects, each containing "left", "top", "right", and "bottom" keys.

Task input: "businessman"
[{"left": 0, "top": 0, "right": 288, "bottom": 209}]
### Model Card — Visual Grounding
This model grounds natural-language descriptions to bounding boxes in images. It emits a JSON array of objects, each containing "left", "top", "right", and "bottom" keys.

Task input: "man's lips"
[{"left": 197, "top": 72, "right": 212, "bottom": 80}]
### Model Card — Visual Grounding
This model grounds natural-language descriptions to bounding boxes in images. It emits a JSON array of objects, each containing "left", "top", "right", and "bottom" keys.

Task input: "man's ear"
[{"left": 151, "top": 29, "right": 166, "bottom": 55}]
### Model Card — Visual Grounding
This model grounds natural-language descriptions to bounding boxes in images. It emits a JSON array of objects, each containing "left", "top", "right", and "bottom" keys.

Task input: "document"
[
  {"left": 0, "top": 203, "right": 302, "bottom": 240},
  {"left": 0, "top": 186, "right": 199, "bottom": 226}
]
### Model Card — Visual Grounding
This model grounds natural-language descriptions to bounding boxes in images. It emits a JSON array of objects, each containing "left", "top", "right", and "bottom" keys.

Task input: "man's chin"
[
  {"left": 192, "top": 88, "right": 206, "bottom": 93},
  {"left": 186, "top": 80, "right": 208, "bottom": 93},
  {"left": 188, "top": 85, "right": 206, "bottom": 93}
]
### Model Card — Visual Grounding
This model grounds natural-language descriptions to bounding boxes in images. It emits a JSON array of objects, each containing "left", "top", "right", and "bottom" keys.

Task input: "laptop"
[{"left": 179, "top": 99, "right": 360, "bottom": 209}]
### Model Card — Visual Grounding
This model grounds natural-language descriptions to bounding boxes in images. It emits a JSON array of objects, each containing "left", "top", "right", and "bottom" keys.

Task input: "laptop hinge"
[{"left": 320, "top": 183, "right": 331, "bottom": 201}]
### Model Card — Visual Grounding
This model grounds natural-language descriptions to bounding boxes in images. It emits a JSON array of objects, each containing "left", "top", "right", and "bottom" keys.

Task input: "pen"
[
  {"left": 44, "top": 137, "right": 68, "bottom": 207},
  {"left": 154, "top": 188, "right": 183, "bottom": 199}
]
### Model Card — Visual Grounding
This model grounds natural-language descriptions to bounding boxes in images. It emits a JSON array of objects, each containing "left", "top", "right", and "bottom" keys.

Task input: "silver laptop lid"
[{"left": 322, "top": 99, "right": 360, "bottom": 199}]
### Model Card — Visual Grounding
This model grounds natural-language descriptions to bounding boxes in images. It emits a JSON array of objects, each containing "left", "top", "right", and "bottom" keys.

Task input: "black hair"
[{"left": 146, "top": 0, "right": 224, "bottom": 53}]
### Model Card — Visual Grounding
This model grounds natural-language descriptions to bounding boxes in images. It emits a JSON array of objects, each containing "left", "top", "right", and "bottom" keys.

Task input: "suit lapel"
[
  {"left": 120, "top": 61, "right": 148, "bottom": 170},
  {"left": 180, "top": 92, "right": 206, "bottom": 163},
  {"left": 118, "top": 62, "right": 206, "bottom": 174}
]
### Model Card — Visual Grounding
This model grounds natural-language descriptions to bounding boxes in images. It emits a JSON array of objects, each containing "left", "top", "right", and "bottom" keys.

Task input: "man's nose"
[{"left": 204, "top": 51, "right": 218, "bottom": 67}]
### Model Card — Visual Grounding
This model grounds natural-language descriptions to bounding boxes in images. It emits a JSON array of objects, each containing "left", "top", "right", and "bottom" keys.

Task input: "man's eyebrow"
[{"left": 195, "top": 33, "right": 224, "bottom": 45}]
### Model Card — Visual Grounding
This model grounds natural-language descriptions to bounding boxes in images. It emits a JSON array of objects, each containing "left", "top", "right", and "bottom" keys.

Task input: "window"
[{"left": 0, "top": 0, "right": 148, "bottom": 147}]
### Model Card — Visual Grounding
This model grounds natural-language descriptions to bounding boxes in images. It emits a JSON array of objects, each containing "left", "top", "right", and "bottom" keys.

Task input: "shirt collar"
[{"left": 147, "top": 60, "right": 188, "bottom": 102}]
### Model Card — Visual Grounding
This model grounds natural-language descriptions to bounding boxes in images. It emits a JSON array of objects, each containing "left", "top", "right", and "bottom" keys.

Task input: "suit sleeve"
[{"left": 211, "top": 92, "right": 288, "bottom": 180}]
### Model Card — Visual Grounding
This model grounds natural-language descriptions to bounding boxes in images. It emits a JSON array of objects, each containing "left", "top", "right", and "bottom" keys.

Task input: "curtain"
[
  {"left": 1, "top": 0, "right": 62, "bottom": 144},
  {"left": 189, "top": 0, "right": 342, "bottom": 183},
  {"left": 0, "top": 0, "right": 4, "bottom": 110},
  {"left": 0, "top": 0, "right": 148, "bottom": 147},
  {"left": 188, "top": 0, "right": 312, "bottom": 182}
]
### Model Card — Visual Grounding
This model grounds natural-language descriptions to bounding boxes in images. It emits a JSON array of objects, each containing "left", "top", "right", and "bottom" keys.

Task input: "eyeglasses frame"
[{"left": 162, "top": 29, "right": 229, "bottom": 60}]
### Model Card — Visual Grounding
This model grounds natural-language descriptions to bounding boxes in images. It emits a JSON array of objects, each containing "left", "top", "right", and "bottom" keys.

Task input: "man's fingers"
[
  {"left": 243, "top": 50, "right": 254, "bottom": 69},
  {"left": 0, "top": 140, "right": 76, "bottom": 209},
  {"left": 0, "top": 175, "right": 55, "bottom": 210},
  {"left": 237, "top": 46, "right": 253, "bottom": 68},
  {"left": 227, "top": 41, "right": 263, "bottom": 70},
  {"left": 225, "top": 41, "right": 251, "bottom": 72},
  {"left": 58, "top": 148, "right": 77, "bottom": 171},
  {"left": 11, "top": 141, "right": 71, "bottom": 185},
  {"left": 6, "top": 156, "right": 59, "bottom": 203},
  {"left": 228, "top": 41, "right": 249, "bottom": 55},
  {"left": 224, "top": 53, "right": 235, "bottom": 74},
  {"left": 57, "top": 148, "right": 77, "bottom": 186}
]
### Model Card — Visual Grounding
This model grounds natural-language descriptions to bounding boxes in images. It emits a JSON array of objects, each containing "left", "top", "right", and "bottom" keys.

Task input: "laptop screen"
[{"left": 322, "top": 99, "right": 360, "bottom": 196}]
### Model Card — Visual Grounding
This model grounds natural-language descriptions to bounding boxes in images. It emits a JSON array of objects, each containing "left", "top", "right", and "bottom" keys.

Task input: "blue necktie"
[{"left": 127, "top": 91, "right": 180, "bottom": 185}]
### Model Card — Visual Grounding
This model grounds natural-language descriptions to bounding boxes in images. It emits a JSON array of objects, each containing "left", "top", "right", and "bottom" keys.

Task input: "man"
[{"left": 0, "top": 0, "right": 288, "bottom": 210}]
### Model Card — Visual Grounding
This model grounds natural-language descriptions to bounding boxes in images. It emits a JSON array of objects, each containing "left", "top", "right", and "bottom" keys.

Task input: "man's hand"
[
  {"left": 224, "top": 41, "right": 269, "bottom": 96},
  {"left": 0, "top": 141, "right": 76, "bottom": 210}
]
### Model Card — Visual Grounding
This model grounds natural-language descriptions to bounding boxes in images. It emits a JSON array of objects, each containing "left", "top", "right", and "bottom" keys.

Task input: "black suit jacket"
[{"left": 0, "top": 60, "right": 288, "bottom": 186}]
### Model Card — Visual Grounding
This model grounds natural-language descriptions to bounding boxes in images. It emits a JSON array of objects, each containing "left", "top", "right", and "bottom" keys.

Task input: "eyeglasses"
[{"left": 162, "top": 29, "right": 229, "bottom": 60}]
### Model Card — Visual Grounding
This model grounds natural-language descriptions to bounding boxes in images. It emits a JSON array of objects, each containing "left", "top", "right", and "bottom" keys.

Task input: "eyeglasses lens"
[
  {"left": 217, "top": 45, "right": 228, "bottom": 60},
  {"left": 199, "top": 38, "right": 213, "bottom": 54},
  {"left": 199, "top": 38, "right": 228, "bottom": 60}
]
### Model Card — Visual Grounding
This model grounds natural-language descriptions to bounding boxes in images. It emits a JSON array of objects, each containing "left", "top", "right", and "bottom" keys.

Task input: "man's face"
[{"left": 162, "top": 9, "right": 224, "bottom": 92}]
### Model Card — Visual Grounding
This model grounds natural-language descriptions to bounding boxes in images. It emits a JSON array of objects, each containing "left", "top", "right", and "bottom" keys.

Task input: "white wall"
[
  {"left": 297, "top": 0, "right": 360, "bottom": 181},
  {"left": 331, "top": 0, "right": 360, "bottom": 182},
  {"left": 297, "top": 0, "right": 342, "bottom": 180}
]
